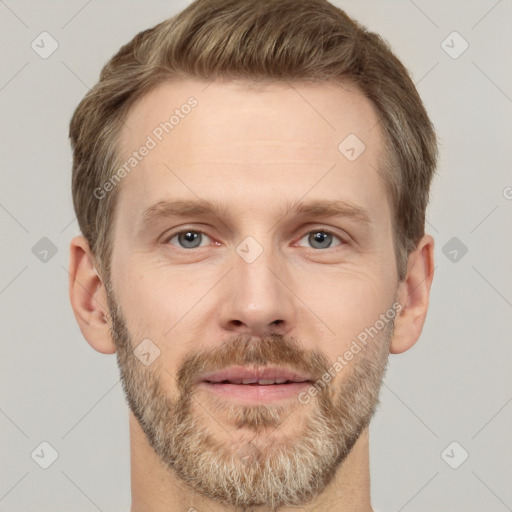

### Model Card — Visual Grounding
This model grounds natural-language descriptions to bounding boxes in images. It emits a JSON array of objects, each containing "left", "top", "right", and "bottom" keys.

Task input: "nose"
[{"left": 218, "top": 243, "right": 296, "bottom": 338}]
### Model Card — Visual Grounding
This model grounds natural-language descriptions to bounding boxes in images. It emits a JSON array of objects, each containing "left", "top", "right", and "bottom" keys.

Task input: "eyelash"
[{"left": 163, "top": 227, "right": 347, "bottom": 250}]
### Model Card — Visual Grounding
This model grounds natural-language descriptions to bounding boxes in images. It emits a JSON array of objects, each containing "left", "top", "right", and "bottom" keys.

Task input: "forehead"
[
  {"left": 114, "top": 78, "right": 390, "bottom": 230},
  {"left": 120, "top": 78, "right": 383, "bottom": 159}
]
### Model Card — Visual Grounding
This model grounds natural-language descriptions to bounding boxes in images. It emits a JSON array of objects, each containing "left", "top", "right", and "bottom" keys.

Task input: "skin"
[{"left": 68, "top": 78, "right": 434, "bottom": 511}]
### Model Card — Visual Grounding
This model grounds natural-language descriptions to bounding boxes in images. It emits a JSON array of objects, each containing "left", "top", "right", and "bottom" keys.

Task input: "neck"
[{"left": 129, "top": 412, "right": 374, "bottom": 512}]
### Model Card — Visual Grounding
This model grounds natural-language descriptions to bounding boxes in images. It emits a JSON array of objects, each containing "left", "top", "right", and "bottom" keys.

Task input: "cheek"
[
  {"left": 112, "top": 265, "right": 204, "bottom": 366},
  {"left": 293, "top": 265, "right": 394, "bottom": 352},
  {"left": 112, "top": 256, "right": 197, "bottom": 325}
]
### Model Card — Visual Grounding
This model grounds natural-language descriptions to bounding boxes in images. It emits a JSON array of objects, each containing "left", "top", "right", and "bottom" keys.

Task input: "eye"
[
  {"left": 297, "top": 229, "right": 344, "bottom": 250},
  {"left": 163, "top": 228, "right": 345, "bottom": 251},
  {"left": 165, "top": 230, "right": 212, "bottom": 249}
]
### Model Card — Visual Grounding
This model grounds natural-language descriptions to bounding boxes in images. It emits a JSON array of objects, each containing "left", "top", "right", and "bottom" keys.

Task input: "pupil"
[
  {"left": 181, "top": 231, "right": 200, "bottom": 248},
  {"left": 311, "top": 231, "right": 331, "bottom": 248}
]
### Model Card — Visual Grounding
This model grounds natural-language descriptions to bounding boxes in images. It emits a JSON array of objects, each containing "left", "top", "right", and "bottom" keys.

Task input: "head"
[{"left": 68, "top": 0, "right": 437, "bottom": 509}]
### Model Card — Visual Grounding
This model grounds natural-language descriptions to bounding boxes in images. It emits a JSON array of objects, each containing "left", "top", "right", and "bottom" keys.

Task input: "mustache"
[{"left": 175, "top": 333, "right": 332, "bottom": 393}]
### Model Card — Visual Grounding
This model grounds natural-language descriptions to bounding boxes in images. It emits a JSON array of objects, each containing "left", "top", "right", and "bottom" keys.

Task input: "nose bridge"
[
  {"left": 236, "top": 235, "right": 279, "bottom": 292},
  {"left": 219, "top": 232, "right": 296, "bottom": 335}
]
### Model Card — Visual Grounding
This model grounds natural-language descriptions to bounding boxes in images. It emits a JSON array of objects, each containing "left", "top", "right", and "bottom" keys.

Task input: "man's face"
[{"left": 106, "top": 79, "right": 400, "bottom": 508}]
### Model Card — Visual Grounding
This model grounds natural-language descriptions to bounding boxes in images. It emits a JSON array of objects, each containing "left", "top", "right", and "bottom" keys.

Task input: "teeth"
[{"left": 208, "top": 377, "right": 298, "bottom": 385}]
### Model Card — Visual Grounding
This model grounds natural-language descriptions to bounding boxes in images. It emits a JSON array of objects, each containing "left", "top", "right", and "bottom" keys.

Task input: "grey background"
[{"left": 1, "top": 0, "right": 511, "bottom": 511}]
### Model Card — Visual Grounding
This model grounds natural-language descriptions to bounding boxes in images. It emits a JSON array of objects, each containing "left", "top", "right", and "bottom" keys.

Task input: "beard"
[{"left": 105, "top": 282, "right": 394, "bottom": 511}]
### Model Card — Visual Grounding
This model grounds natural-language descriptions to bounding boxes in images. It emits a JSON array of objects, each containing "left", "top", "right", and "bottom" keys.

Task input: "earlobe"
[
  {"left": 390, "top": 235, "right": 435, "bottom": 354},
  {"left": 68, "top": 235, "right": 116, "bottom": 354}
]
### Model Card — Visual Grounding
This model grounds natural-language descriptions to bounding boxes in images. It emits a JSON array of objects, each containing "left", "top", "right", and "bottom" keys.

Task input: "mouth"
[{"left": 197, "top": 366, "right": 315, "bottom": 403}]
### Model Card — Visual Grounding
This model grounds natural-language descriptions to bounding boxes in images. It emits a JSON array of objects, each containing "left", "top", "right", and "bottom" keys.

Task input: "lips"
[
  {"left": 199, "top": 366, "right": 314, "bottom": 386},
  {"left": 197, "top": 366, "right": 315, "bottom": 404}
]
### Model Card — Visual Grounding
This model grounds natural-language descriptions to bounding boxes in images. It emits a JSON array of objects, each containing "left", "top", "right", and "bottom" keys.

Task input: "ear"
[
  {"left": 390, "top": 234, "right": 435, "bottom": 354},
  {"left": 68, "top": 235, "right": 116, "bottom": 354}
]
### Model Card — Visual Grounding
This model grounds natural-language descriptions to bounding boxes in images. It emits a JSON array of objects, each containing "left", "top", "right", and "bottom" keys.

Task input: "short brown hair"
[{"left": 69, "top": 0, "right": 438, "bottom": 283}]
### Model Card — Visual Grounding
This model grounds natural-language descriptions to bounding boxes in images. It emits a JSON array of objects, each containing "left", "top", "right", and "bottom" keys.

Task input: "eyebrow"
[{"left": 140, "top": 197, "right": 372, "bottom": 228}]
